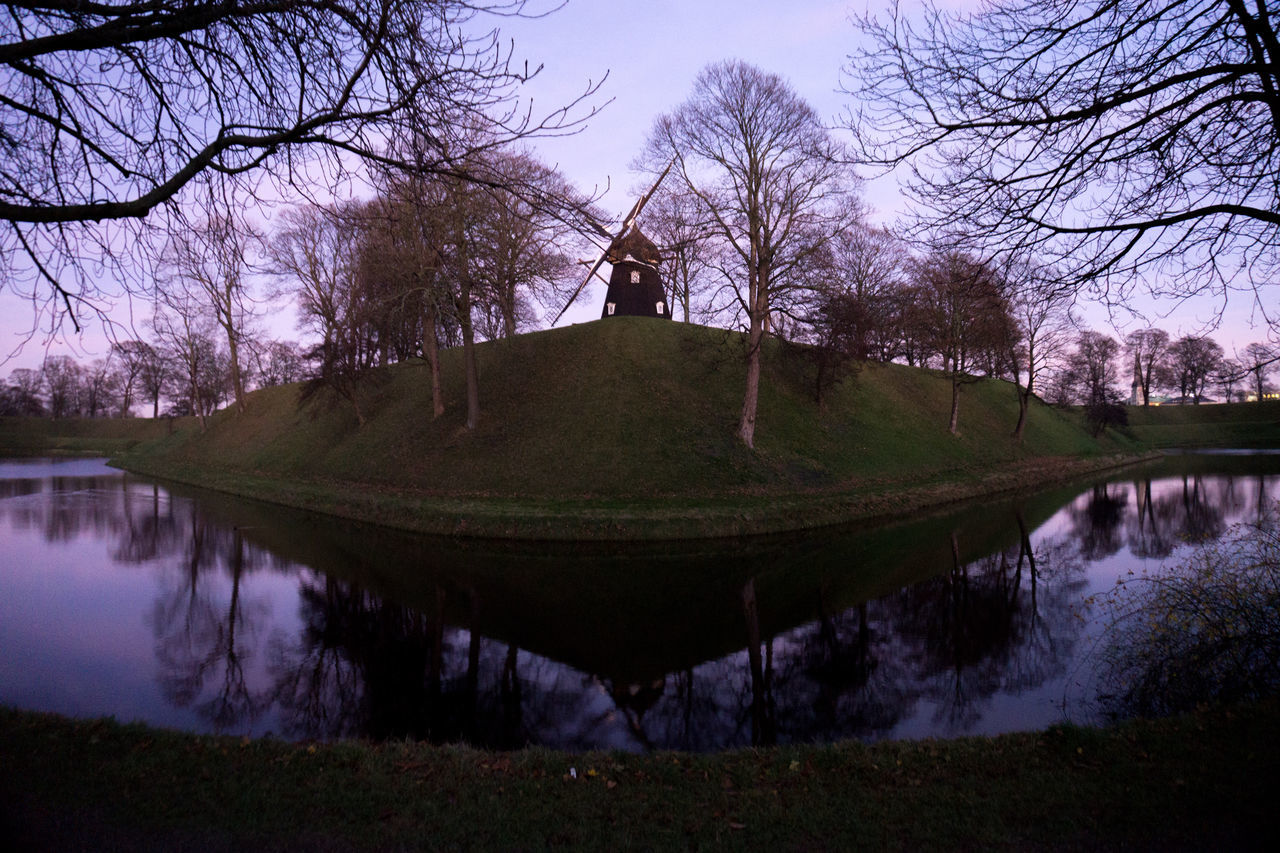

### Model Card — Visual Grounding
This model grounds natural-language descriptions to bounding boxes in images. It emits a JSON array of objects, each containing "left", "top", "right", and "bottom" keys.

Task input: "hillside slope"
[
  {"left": 113, "top": 319, "right": 1134, "bottom": 528},
  {"left": 1125, "top": 399, "right": 1280, "bottom": 448}
]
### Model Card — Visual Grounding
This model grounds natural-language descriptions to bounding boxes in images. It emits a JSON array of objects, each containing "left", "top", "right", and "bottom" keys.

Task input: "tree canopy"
[
  {"left": 844, "top": 0, "right": 1280, "bottom": 323},
  {"left": 1, "top": 0, "right": 598, "bottom": 333}
]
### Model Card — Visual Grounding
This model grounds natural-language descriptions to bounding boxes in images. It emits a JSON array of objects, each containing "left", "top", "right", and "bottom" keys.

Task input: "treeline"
[
  {"left": 0, "top": 145, "right": 592, "bottom": 427},
  {"left": 0, "top": 340, "right": 306, "bottom": 421}
]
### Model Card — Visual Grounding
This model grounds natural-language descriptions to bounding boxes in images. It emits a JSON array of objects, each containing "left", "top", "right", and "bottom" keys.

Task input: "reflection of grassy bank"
[
  {"left": 3, "top": 701, "right": 1276, "bottom": 850},
  {"left": 115, "top": 451, "right": 1151, "bottom": 540}
]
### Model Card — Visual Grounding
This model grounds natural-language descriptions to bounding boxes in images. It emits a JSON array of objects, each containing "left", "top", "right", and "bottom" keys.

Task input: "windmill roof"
[{"left": 606, "top": 226, "right": 660, "bottom": 265}]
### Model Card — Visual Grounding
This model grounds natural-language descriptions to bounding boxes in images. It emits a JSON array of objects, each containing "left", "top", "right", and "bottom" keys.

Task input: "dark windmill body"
[
  {"left": 552, "top": 159, "right": 677, "bottom": 327},
  {"left": 600, "top": 227, "right": 670, "bottom": 320}
]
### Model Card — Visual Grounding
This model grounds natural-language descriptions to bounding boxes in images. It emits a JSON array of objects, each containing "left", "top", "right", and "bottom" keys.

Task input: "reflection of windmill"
[{"left": 552, "top": 160, "right": 675, "bottom": 325}]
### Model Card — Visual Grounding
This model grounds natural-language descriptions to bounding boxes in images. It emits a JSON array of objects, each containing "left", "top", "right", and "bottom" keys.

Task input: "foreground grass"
[{"left": 3, "top": 702, "right": 1275, "bottom": 850}]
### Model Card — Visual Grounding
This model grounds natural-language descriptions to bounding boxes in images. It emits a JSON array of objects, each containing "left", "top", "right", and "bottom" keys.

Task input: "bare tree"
[
  {"left": 1068, "top": 331, "right": 1125, "bottom": 435},
  {"left": 1169, "top": 335, "right": 1225, "bottom": 403},
  {"left": 3, "top": 1, "right": 601, "bottom": 336},
  {"left": 111, "top": 340, "right": 160, "bottom": 417},
  {"left": 1241, "top": 342, "right": 1278, "bottom": 402},
  {"left": 845, "top": 0, "right": 1280, "bottom": 322},
  {"left": 1213, "top": 358, "right": 1245, "bottom": 403},
  {"left": 2, "top": 368, "right": 45, "bottom": 416},
  {"left": 468, "top": 152, "right": 580, "bottom": 339},
  {"left": 1005, "top": 259, "right": 1074, "bottom": 441},
  {"left": 1124, "top": 329, "right": 1173, "bottom": 408},
  {"left": 645, "top": 60, "right": 854, "bottom": 448},
  {"left": 40, "top": 355, "right": 82, "bottom": 418},
  {"left": 647, "top": 187, "right": 715, "bottom": 323},
  {"left": 136, "top": 342, "right": 169, "bottom": 420},
  {"left": 359, "top": 189, "right": 449, "bottom": 418},
  {"left": 82, "top": 358, "right": 120, "bottom": 418},
  {"left": 149, "top": 290, "right": 221, "bottom": 429},
  {"left": 159, "top": 213, "right": 260, "bottom": 413},
  {"left": 910, "top": 250, "right": 1016, "bottom": 435},
  {"left": 256, "top": 341, "right": 307, "bottom": 389},
  {"left": 825, "top": 220, "right": 909, "bottom": 363},
  {"left": 270, "top": 203, "right": 362, "bottom": 361}
]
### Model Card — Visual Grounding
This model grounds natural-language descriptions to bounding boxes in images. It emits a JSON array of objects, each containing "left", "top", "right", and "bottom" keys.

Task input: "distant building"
[{"left": 1130, "top": 351, "right": 1142, "bottom": 405}]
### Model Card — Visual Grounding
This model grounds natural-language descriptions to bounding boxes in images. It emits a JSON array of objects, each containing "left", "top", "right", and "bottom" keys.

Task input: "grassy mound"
[{"left": 119, "top": 318, "right": 1126, "bottom": 499}]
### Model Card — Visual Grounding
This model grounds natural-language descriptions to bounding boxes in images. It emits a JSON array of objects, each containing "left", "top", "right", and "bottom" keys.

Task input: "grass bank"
[
  {"left": 0, "top": 415, "right": 186, "bottom": 457},
  {"left": 109, "top": 319, "right": 1143, "bottom": 538},
  {"left": 1124, "top": 399, "right": 1280, "bottom": 448},
  {"left": 3, "top": 702, "right": 1274, "bottom": 850}
]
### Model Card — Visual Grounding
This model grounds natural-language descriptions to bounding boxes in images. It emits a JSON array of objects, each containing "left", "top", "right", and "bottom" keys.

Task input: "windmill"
[{"left": 551, "top": 159, "right": 675, "bottom": 326}]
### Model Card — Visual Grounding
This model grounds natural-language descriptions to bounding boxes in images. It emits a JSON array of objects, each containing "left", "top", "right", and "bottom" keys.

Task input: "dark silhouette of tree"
[
  {"left": 1168, "top": 334, "right": 1224, "bottom": 403},
  {"left": 81, "top": 357, "right": 119, "bottom": 418},
  {"left": 845, "top": 0, "right": 1280, "bottom": 320},
  {"left": 3, "top": 1, "right": 601, "bottom": 334},
  {"left": 39, "top": 355, "right": 81, "bottom": 418},
  {"left": 255, "top": 341, "right": 307, "bottom": 389},
  {"left": 910, "top": 250, "right": 1015, "bottom": 435},
  {"left": 1067, "top": 331, "right": 1127, "bottom": 435},
  {"left": 1213, "top": 358, "right": 1245, "bottom": 403},
  {"left": 1241, "top": 343, "right": 1278, "bottom": 401},
  {"left": 159, "top": 213, "right": 260, "bottom": 414},
  {"left": 0, "top": 368, "right": 45, "bottom": 416},
  {"left": 148, "top": 290, "right": 222, "bottom": 429},
  {"left": 110, "top": 341, "right": 156, "bottom": 417},
  {"left": 647, "top": 187, "right": 715, "bottom": 323},
  {"left": 1004, "top": 258, "right": 1073, "bottom": 440}
]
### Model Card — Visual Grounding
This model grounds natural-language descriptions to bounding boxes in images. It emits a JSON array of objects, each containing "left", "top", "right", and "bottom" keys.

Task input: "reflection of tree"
[
  {"left": 149, "top": 515, "right": 270, "bottom": 731},
  {"left": 1070, "top": 483, "right": 1129, "bottom": 561},
  {"left": 1126, "top": 475, "right": 1227, "bottom": 559},
  {"left": 268, "top": 577, "right": 533, "bottom": 748},
  {"left": 112, "top": 481, "right": 183, "bottom": 564},
  {"left": 1098, "top": 506, "right": 1280, "bottom": 718}
]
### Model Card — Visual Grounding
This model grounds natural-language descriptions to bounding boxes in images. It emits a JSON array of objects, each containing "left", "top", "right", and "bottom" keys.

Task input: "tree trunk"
[
  {"left": 227, "top": 332, "right": 246, "bottom": 413},
  {"left": 460, "top": 281, "right": 480, "bottom": 431},
  {"left": 738, "top": 264, "right": 767, "bottom": 449},
  {"left": 422, "top": 306, "right": 444, "bottom": 418},
  {"left": 1013, "top": 387, "right": 1029, "bottom": 441},
  {"left": 738, "top": 316, "right": 764, "bottom": 449},
  {"left": 948, "top": 362, "right": 961, "bottom": 435}
]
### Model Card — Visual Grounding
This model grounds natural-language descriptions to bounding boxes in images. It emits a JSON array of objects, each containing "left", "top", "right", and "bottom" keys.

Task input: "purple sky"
[{"left": 2, "top": 1, "right": 1274, "bottom": 374}]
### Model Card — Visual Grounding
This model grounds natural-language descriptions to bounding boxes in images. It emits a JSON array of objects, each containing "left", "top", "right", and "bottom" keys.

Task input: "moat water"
[{"left": 2, "top": 452, "right": 1277, "bottom": 751}]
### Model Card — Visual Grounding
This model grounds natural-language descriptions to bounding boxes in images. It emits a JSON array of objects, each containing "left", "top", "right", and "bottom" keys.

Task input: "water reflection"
[{"left": 1, "top": 454, "right": 1277, "bottom": 750}]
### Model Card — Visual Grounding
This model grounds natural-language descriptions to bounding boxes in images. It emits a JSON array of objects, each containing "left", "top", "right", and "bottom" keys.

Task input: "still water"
[{"left": 1, "top": 453, "right": 1277, "bottom": 751}]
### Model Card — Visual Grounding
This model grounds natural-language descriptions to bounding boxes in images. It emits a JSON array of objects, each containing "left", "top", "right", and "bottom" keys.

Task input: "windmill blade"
[
  {"left": 620, "top": 157, "right": 676, "bottom": 234},
  {"left": 551, "top": 250, "right": 607, "bottom": 326}
]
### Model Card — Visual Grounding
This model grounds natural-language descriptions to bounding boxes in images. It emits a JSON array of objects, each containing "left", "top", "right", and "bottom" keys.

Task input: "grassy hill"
[
  {"left": 107, "top": 318, "right": 1139, "bottom": 537},
  {"left": 1124, "top": 398, "right": 1280, "bottom": 448}
]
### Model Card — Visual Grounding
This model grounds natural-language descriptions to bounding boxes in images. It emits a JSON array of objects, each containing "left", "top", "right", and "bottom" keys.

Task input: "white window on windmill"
[
  {"left": 630, "top": 270, "right": 641, "bottom": 284},
  {"left": 607, "top": 302, "right": 616, "bottom": 315},
  {"left": 656, "top": 302, "right": 664, "bottom": 315}
]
